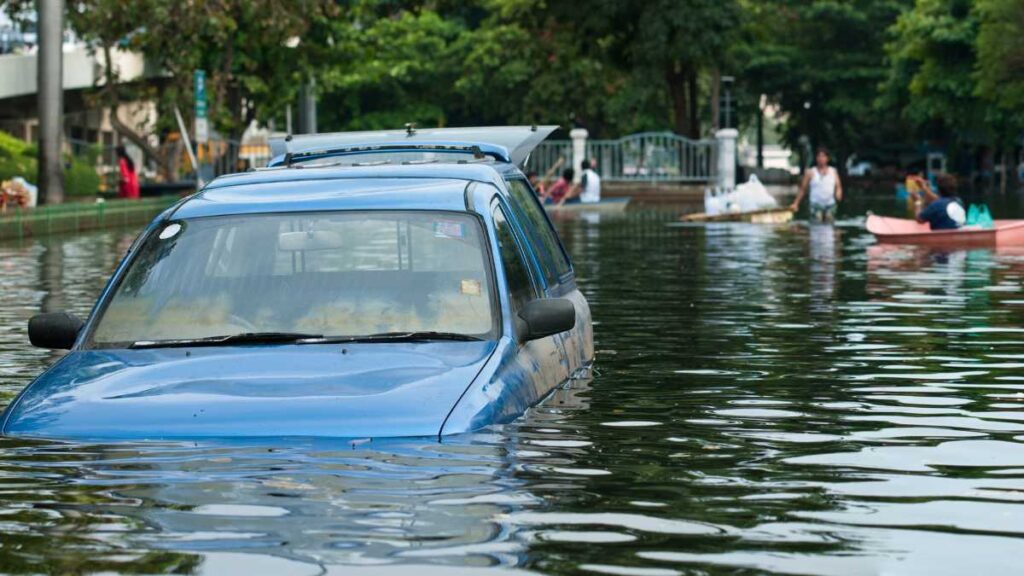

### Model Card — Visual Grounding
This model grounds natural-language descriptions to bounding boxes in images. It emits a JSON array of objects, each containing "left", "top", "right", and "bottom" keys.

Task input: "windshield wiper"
[
  {"left": 131, "top": 332, "right": 323, "bottom": 349},
  {"left": 308, "top": 331, "right": 485, "bottom": 344}
]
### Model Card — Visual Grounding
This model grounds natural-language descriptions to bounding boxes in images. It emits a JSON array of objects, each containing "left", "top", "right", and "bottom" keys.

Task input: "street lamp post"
[
  {"left": 721, "top": 76, "right": 735, "bottom": 130},
  {"left": 37, "top": 0, "right": 65, "bottom": 204}
]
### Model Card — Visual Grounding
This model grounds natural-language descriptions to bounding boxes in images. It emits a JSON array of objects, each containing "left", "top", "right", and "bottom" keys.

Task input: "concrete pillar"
[
  {"left": 37, "top": 0, "right": 65, "bottom": 204},
  {"left": 570, "top": 128, "right": 588, "bottom": 184},
  {"left": 715, "top": 128, "right": 738, "bottom": 190}
]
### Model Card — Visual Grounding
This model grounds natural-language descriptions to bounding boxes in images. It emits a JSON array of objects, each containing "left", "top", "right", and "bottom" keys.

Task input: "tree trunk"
[
  {"left": 756, "top": 98, "right": 764, "bottom": 169},
  {"left": 101, "top": 43, "right": 172, "bottom": 180},
  {"left": 687, "top": 68, "right": 700, "bottom": 139},
  {"left": 710, "top": 68, "right": 720, "bottom": 133},
  {"left": 1001, "top": 148, "right": 1008, "bottom": 195},
  {"left": 666, "top": 64, "right": 690, "bottom": 137}
]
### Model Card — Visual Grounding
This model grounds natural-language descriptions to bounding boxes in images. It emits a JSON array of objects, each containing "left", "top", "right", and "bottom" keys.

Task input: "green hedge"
[{"left": 0, "top": 130, "right": 101, "bottom": 197}]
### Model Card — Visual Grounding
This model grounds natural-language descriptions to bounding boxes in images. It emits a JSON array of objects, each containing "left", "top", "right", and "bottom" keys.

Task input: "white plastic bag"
[
  {"left": 704, "top": 175, "right": 776, "bottom": 216},
  {"left": 731, "top": 174, "right": 776, "bottom": 212}
]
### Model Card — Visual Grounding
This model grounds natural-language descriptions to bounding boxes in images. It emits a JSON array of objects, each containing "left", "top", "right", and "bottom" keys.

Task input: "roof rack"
[{"left": 268, "top": 125, "right": 558, "bottom": 168}]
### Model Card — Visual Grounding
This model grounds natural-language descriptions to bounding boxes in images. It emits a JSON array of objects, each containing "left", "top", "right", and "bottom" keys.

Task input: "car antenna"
[
  {"left": 284, "top": 133, "right": 295, "bottom": 167},
  {"left": 405, "top": 122, "right": 417, "bottom": 136}
]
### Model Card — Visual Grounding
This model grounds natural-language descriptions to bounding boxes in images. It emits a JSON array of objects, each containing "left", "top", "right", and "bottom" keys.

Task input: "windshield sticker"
[
  {"left": 434, "top": 220, "right": 464, "bottom": 238},
  {"left": 460, "top": 279, "right": 482, "bottom": 296},
  {"left": 159, "top": 223, "right": 182, "bottom": 240}
]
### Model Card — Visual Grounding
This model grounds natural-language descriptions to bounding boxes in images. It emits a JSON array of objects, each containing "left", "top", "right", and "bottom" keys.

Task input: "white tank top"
[
  {"left": 809, "top": 167, "right": 837, "bottom": 207},
  {"left": 580, "top": 169, "right": 601, "bottom": 203}
]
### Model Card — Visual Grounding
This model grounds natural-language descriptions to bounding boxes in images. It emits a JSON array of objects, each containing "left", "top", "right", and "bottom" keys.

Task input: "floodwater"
[{"left": 2, "top": 193, "right": 1024, "bottom": 575}]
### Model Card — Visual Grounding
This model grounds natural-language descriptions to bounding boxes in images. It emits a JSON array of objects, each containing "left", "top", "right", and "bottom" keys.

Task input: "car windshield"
[{"left": 89, "top": 211, "right": 497, "bottom": 348}]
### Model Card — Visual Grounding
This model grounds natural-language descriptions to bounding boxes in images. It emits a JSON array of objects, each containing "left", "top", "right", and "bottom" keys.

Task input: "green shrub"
[
  {"left": 0, "top": 130, "right": 32, "bottom": 159},
  {"left": 0, "top": 130, "right": 101, "bottom": 197},
  {"left": 65, "top": 157, "right": 100, "bottom": 196},
  {"left": 0, "top": 154, "right": 37, "bottom": 183}
]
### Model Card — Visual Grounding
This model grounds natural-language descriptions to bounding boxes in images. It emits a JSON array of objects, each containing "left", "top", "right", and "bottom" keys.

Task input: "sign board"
[
  {"left": 194, "top": 70, "right": 208, "bottom": 143},
  {"left": 195, "top": 117, "right": 209, "bottom": 145}
]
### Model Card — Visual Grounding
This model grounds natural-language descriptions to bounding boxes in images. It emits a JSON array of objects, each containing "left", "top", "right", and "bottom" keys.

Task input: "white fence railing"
[{"left": 527, "top": 131, "right": 718, "bottom": 184}]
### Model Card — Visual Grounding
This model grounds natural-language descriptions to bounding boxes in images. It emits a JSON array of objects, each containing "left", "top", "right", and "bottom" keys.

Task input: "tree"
[
  {"left": 883, "top": 0, "right": 983, "bottom": 138},
  {"left": 317, "top": 0, "right": 642, "bottom": 137},
  {"left": 7, "top": 0, "right": 337, "bottom": 175},
  {"left": 975, "top": 0, "right": 1024, "bottom": 138},
  {"left": 551, "top": 0, "right": 741, "bottom": 138},
  {"left": 741, "top": 0, "right": 912, "bottom": 169}
]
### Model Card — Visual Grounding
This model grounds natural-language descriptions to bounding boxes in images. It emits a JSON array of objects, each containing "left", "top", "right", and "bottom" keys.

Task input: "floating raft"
[
  {"left": 545, "top": 197, "right": 631, "bottom": 214},
  {"left": 866, "top": 214, "right": 1024, "bottom": 248},
  {"left": 680, "top": 207, "right": 794, "bottom": 224}
]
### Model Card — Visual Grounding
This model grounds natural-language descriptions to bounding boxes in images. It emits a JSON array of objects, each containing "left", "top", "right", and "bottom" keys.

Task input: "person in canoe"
[
  {"left": 546, "top": 168, "right": 576, "bottom": 205},
  {"left": 910, "top": 173, "right": 965, "bottom": 230},
  {"left": 528, "top": 157, "right": 565, "bottom": 199},
  {"left": 790, "top": 147, "right": 843, "bottom": 222},
  {"left": 554, "top": 158, "right": 601, "bottom": 206}
]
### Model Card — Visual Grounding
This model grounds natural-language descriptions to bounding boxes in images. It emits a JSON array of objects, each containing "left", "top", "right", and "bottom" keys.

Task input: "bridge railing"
[{"left": 528, "top": 131, "right": 718, "bottom": 184}]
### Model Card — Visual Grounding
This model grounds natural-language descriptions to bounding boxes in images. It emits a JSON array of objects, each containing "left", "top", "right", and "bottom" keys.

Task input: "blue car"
[{"left": 2, "top": 126, "right": 593, "bottom": 439}]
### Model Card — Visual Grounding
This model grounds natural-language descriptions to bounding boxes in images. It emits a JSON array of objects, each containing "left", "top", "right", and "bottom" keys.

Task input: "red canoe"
[{"left": 866, "top": 214, "right": 1024, "bottom": 247}]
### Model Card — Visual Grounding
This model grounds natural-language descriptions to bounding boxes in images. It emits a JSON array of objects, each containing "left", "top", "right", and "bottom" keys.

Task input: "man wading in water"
[{"left": 790, "top": 147, "right": 843, "bottom": 223}]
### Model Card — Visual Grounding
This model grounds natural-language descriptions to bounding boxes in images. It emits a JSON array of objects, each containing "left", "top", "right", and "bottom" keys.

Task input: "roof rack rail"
[{"left": 268, "top": 125, "right": 558, "bottom": 168}]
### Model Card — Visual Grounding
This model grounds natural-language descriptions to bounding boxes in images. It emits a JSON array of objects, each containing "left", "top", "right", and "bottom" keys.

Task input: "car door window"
[
  {"left": 492, "top": 202, "right": 537, "bottom": 312},
  {"left": 505, "top": 178, "right": 573, "bottom": 284}
]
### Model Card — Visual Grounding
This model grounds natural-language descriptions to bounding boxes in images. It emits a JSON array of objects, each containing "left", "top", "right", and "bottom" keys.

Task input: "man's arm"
[
  {"left": 915, "top": 199, "right": 938, "bottom": 223},
  {"left": 917, "top": 177, "right": 939, "bottom": 203},
  {"left": 834, "top": 168, "right": 843, "bottom": 203},
  {"left": 789, "top": 171, "right": 812, "bottom": 211},
  {"left": 541, "top": 158, "right": 564, "bottom": 188},
  {"left": 557, "top": 183, "right": 581, "bottom": 206}
]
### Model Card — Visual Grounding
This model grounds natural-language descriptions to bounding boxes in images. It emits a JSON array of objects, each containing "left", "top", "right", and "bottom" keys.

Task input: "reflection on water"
[{"left": 3, "top": 212, "right": 1024, "bottom": 574}]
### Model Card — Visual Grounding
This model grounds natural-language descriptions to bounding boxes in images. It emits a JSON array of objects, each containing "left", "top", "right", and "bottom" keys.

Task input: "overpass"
[{"left": 0, "top": 45, "right": 151, "bottom": 144}]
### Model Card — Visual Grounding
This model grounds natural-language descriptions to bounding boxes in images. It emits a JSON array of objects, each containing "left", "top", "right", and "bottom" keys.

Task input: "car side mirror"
[
  {"left": 518, "top": 299, "right": 576, "bottom": 341},
  {"left": 28, "top": 312, "right": 84, "bottom": 350}
]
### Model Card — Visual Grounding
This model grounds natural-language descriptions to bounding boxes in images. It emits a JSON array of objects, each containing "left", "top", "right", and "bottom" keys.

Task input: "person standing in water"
[{"left": 790, "top": 147, "right": 843, "bottom": 222}]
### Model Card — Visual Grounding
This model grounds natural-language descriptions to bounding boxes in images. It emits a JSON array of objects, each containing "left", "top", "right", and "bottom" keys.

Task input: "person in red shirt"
[
  {"left": 116, "top": 146, "right": 140, "bottom": 199},
  {"left": 545, "top": 168, "right": 575, "bottom": 204}
]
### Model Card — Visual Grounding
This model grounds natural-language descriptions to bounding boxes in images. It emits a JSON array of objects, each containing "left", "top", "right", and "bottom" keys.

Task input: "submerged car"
[{"left": 2, "top": 126, "right": 593, "bottom": 439}]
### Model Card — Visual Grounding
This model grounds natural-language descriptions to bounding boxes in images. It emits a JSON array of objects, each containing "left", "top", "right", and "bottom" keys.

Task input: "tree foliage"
[
  {"left": 740, "top": 0, "right": 912, "bottom": 164},
  {"left": 883, "top": 0, "right": 982, "bottom": 137},
  {"left": 975, "top": 0, "right": 1024, "bottom": 138},
  {"left": 5, "top": 0, "right": 1021, "bottom": 177}
]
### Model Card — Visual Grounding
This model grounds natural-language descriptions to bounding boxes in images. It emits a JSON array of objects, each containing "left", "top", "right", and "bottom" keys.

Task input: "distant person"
[
  {"left": 911, "top": 173, "right": 964, "bottom": 230},
  {"left": 546, "top": 168, "right": 575, "bottom": 205},
  {"left": 558, "top": 159, "right": 602, "bottom": 206},
  {"left": 116, "top": 146, "right": 140, "bottom": 200},
  {"left": 526, "top": 171, "right": 544, "bottom": 196},
  {"left": 790, "top": 147, "right": 843, "bottom": 222},
  {"left": 528, "top": 157, "right": 565, "bottom": 200},
  {"left": 579, "top": 158, "right": 601, "bottom": 203}
]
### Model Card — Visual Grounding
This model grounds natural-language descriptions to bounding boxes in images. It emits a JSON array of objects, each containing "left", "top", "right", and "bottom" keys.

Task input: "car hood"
[{"left": 2, "top": 341, "right": 495, "bottom": 439}]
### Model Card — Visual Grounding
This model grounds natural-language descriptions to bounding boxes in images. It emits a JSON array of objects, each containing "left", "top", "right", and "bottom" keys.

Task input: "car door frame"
[{"left": 501, "top": 175, "right": 593, "bottom": 375}]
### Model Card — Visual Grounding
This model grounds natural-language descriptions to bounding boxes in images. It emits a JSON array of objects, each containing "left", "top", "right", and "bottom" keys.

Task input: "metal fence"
[
  {"left": 528, "top": 132, "right": 717, "bottom": 183},
  {"left": 206, "top": 139, "right": 273, "bottom": 177},
  {"left": 526, "top": 140, "right": 573, "bottom": 178},
  {"left": 62, "top": 137, "right": 273, "bottom": 194},
  {"left": 75, "top": 132, "right": 716, "bottom": 188}
]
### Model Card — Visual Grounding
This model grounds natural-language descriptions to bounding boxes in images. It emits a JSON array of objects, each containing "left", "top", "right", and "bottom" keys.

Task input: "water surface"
[{"left": 2, "top": 196, "right": 1024, "bottom": 575}]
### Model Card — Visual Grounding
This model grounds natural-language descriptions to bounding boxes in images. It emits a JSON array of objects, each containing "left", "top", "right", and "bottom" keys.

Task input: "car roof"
[
  {"left": 171, "top": 162, "right": 522, "bottom": 219},
  {"left": 269, "top": 125, "right": 558, "bottom": 166}
]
